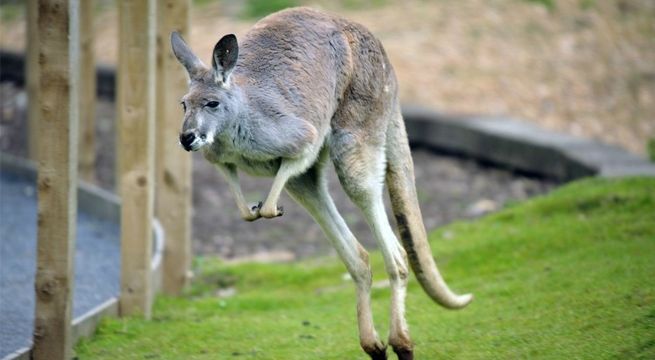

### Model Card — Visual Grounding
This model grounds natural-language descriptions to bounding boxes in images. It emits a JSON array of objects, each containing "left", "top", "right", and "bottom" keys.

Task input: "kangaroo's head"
[{"left": 171, "top": 32, "right": 240, "bottom": 152}]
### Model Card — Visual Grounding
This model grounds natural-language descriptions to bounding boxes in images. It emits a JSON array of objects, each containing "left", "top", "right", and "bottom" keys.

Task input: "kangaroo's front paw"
[
  {"left": 260, "top": 203, "right": 284, "bottom": 219},
  {"left": 241, "top": 202, "right": 263, "bottom": 222}
]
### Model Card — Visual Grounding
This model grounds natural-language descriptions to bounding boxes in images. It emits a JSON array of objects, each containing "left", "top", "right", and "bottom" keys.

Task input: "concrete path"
[{"left": 0, "top": 170, "right": 120, "bottom": 359}]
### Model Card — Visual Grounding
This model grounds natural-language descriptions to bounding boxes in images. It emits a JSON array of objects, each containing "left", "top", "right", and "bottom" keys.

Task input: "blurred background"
[{"left": 0, "top": 0, "right": 653, "bottom": 260}]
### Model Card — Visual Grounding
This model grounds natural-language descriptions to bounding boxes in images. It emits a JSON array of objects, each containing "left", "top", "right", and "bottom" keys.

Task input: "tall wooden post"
[
  {"left": 78, "top": 0, "right": 96, "bottom": 182},
  {"left": 32, "top": 0, "right": 80, "bottom": 359},
  {"left": 26, "top": 0, "right": 39, "bottom": 160},
  {"left": 118, "top": 0, "right": 156, "bottom": 318},
  {"left": 156, "top": 0, "right": 192, "bottom": 295}
]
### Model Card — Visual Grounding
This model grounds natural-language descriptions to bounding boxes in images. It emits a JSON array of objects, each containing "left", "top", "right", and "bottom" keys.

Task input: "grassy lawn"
[{"left": 76, "top": 177, "right": 655, "bottom": 359}]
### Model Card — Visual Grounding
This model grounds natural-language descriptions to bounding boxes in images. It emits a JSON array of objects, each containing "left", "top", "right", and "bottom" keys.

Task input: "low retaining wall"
[{"left": 403, "top": 106, "right": 655, "bottom": 180}]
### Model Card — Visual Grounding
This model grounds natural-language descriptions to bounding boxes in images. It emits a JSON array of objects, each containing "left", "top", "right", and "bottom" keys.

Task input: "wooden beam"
[
  {"left": 26, "top": 0, "right": 39, "bottom": 160},
  {"left": 118, "top": 0, "right": 157, "bottom": 318},
  {"left": 78, "top": 0, "right": 96, "bottom": 182},
  {"left": 32, "top": 0, "right": 80, "bottom": 359},
  {"left": 156, "top": 0, "right": 192, "bottom": 295}
]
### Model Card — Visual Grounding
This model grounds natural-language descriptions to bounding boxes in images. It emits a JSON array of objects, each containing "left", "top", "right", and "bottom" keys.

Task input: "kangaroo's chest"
[{"left": 203, "top": 144, "right": 280, "bottom": 177}]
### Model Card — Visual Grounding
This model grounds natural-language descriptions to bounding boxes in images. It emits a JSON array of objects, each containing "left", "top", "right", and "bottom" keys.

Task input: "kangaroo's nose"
[{"left": 179, "top": 131, "right": 196, "bottom": 151}]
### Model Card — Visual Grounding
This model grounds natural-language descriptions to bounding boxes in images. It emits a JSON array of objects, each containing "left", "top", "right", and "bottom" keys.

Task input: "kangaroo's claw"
[
  {"left": 242, "top": 202, "right": 263, "bottom": 222},
  {"left": 260, "top": 203, "right": 284, "bottom": 218},
  {"left": 251, "top": 201, "right": 263, "bottom": 212}
]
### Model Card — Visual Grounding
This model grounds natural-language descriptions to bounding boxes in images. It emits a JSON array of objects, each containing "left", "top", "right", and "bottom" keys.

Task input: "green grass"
[{"left": 76, "top": 177, "right": 655, "bottom": 359}]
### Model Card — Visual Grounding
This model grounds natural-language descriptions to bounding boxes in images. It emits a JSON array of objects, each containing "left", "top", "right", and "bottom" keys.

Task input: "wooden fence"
[{"left": 27, "top": 0, "right": 192, "bottom": 358}]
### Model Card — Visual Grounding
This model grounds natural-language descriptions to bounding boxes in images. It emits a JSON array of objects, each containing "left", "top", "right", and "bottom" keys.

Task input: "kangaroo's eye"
[
  {"left": 206, "top": 101, "right": 219, "bottom": 108},
  {"left": 181, "top": 102, "right": 187, "bottom": 112}
]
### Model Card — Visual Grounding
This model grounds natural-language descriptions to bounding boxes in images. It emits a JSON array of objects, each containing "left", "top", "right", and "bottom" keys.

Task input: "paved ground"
[{"left": 0, "top": 171, "right": 120, "bottom": 359}]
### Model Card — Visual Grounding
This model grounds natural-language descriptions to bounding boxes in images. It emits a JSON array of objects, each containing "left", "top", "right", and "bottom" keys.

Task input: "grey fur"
[
  {"left": 171, "top": 31, "right": 206, "bottom": 80},
  {"left": 171, "top": 8, "right": 471, "bottom": 359}
]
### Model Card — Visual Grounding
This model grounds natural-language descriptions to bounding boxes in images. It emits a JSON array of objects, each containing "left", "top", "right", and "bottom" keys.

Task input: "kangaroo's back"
[{"left": 234, "top": 7, "right": 395, "bottom": 136}]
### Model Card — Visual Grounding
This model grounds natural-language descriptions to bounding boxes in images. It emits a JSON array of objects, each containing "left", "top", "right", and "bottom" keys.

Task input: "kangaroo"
[{"left": 171, "top": 7, "right": 472, "bottom": 359}]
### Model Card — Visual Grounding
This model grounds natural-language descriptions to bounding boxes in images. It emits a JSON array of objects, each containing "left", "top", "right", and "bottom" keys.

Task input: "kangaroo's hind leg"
[
  {"left": 285, "top": 150, "right": 387, "bottom": 359},
  {"left": 331, "top": 130, "right": 414, "bottom": 359}
]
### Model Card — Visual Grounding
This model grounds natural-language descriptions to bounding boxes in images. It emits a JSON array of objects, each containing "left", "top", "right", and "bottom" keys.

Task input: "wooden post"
[
  {"left": 78, "top": 0, "right": 96, "bottom": 182},
  {"left": 118, "top": 0, "right": 156, "bottom": 318},
  {"left": 32, "top": 0, "right": 80, "bottom": 359},
  {"left": 26, "top": 0, "right": 39, "bottom": 160},
  {"left": 156, "top": 0, "right": 192, "bottom": 295}
]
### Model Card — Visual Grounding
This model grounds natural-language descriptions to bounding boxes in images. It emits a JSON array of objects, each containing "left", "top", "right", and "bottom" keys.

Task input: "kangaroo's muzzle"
[{"left": 179, "top": 131, "right": 197, "bottom": 152}]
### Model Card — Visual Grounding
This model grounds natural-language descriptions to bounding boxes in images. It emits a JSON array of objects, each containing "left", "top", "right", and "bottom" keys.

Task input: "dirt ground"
[{"left": 1, "top": 0, "right": 654, "bottom": 155}]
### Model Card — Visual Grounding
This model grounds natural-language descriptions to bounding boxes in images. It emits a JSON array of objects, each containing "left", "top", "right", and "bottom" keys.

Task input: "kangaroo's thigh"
[{"left": 329, "top": 124, "right": 386, "bottom": 206}]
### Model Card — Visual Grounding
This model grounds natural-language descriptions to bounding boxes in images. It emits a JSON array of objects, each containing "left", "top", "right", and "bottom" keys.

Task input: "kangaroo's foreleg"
[
  {"left": 259, "top": 151, "right": 317, "bottom": 218},
  {"left": 284, "top": 154, "right": 387, "bottom": 359},
  {"left": 216, "top": 164, "right": 262, "bottom": 221}
]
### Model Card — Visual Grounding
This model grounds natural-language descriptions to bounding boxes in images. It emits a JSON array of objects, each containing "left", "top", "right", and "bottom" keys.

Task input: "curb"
[{"left": 3, "top": 49, "right": 652, "bottom": 180}]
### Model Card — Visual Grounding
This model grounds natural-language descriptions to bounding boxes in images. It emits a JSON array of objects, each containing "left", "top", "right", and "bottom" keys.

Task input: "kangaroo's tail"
[{"left": 385, "top": 111, "right": 473, "bottom": 309}]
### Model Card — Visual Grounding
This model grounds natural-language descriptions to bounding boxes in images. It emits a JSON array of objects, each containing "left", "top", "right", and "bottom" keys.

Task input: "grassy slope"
[{"left": 76, "top": 177, "right": 655, "bottom": 359}]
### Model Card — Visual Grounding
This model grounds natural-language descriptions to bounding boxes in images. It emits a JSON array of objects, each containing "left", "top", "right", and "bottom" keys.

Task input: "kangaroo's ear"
[
  {"left": 171, "top": 31, "right": 205, "bottom": 80},
  {"left": 212, "top": 34, "right": 238, "bottom": 87}
]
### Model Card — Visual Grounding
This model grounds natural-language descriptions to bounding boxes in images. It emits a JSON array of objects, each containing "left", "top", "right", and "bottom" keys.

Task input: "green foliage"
[
  {"left": 76, "top": 177, "right": 655, "bottom": 359},
  {"left": 340, "top": 0, "right": 388, "bottom": 10},
  {"left": 0, "top": 3, "right": 22, "bottom": 23},
  {"left": 648, "top": 138, "right": 655, "bottom": 162},
  {"left": 192, "top": 0, "right": 218, "bottom": 7},
  {"left": 579, "top": 0, "right": 596, "bottom": 10},
  {"left": 242, "top": 0, "right": 299, "bottom": 19},
  {"left": 522, "top": 0, "right": 556, "bottom": 10}
]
